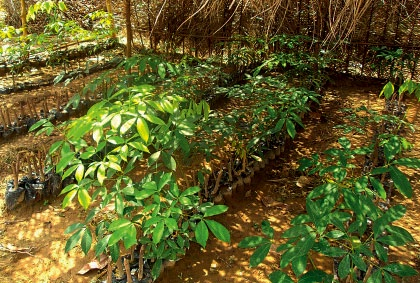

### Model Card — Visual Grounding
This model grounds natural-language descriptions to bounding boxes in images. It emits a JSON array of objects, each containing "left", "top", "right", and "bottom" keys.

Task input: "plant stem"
[
  {"left": 124, "top": 257, "right": 132, "bottom": 283},
  {"left": 115, "top": 256, "right": 124, "bottom": 279},
  {"left": 138, "top": 245, "right": 145, "bottom": 280},
  {"left": 106, "top": 256, "right": 112, "bottom": 283}
]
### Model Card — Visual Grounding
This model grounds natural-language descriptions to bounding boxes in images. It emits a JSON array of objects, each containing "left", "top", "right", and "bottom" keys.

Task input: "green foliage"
[
  {"left": 240, "top": 82, "right": 418, "bottom": 282},
  {"left": 380, "top": 78, "right": 420, "bottom": 102},
  {"left": 219, "top": 74, "right": 319, "bottom": 159},
  {"left": 35, "top": 55, "right": 230, "bottom": 280},
  {"left": 33, "top": 35, "right": 331, "bottom": 280},
  {"left": 0, "top": 0, "right": 116, "bottom": 84},
  {"left": 371, "top": 47, "right": 418, "bottom": 82}
]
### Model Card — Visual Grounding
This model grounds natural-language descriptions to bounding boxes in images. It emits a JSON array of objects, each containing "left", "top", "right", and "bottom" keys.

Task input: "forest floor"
[{"left": 0, "top": 72, "right": 419, "bottom": 283}]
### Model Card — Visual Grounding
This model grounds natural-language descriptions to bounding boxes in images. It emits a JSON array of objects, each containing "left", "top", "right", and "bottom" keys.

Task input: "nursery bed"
[{"left": 0, "top": 74, "right": 419, "bottom": 282}]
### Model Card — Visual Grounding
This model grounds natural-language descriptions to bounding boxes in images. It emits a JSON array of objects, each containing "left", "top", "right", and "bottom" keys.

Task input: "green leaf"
[
  {"left": 151, "top": 258, "right": 162, "bottom": 279},
  {"left": 351, "top": 253, "right": 367, "bottom": 272},
  {"left": 29, "top": 118, "right": 48, "bottom": 132},
  {"left": 107, "top": 161, "right": 122, "bottom": 172},
  {"left": 195, "top": 221, "right": 209, "bottom": 248},
  {"left": 95, "top": 235, "right": 111, "bottom": 257},
  {"left": 342, "top": 189, "right": 362, "bottom": 217},
  {"left": 286, "top": 119, "right": 296, "bottom": 139},
  {"left": 97, "top": 163, "right": 106, "bottom": 185},
  {"left": 378, "top": 233, "right": 410, "bottom": 246},
  {"left": 136, "top": 117, "right": 150, "bottom": 143},
  {"left": 75, "top": 164, "right": 85, "bottom": 183},
  {"left": 203, "top": 205, "right": 228, "bottom": 217},
  {"left": 261, "top": 220, "right": 274, "bottom": 239},
  {"left": 60, "top": 184, "right": 78, "bottom": 195},
  {"left": 386, "top": 225, "right": 414, "bottom": 244},
  {"left": 164, "top": 218, "right": 178, "bottom": 232},
  {"left": 81, "top": 228, "right": 92, "bottom": 255},
  {"left": 56, "top": 152, "right": 76, "bottom": 173},
  {"left": 389, "top": 166, "right": 412, "bottom": 198},
  {"left": 62, "top": 164, "right": 79, "bottom": 180},
  {"left": 280, "top": 233, "right": 315, "bottom": 268},
  {"left": 380, "top": 82, "right": 394, "bottom": 99},
  {"left": 308, "top": 183, "right": 336, "bottom": 199},
  {"left": 65, "top": 229, "right": 83, "bottom": 253},
  {"left": 375, "top": 242, "right": 388, "bottom": 262},
  {"left": 108, "top": 138, "right": 123, "bottom": 149},
  {"left": 157, "top": 172, "right": 172, "bottom": 190},
  {"left": 338, "top": 254, "right": 350, "bottom": 279},
  {"left": 392, "top": 157, "right": 420, "bottom": 168},
  {"left": 64, "top": 222, "right": 84, "bottom": 234},
  {"left": 371, "top": 166, "right": 390, "bottom": 175},
  {"left": 250, "top": 242, "right": 271, "bottom": 268},
  {"left": 366, "top": 268, "right": 382, "bottom": 283},
  {"left": 123, "top": 225, "right": 137, "bottom": 249},
  {"left": 282, "top": 225, "right": 311, "bottom": 238},
  {"left": 62, "top": 189, "right": 77, "bottom": 208},
  {"left": 120, "top": 118, "right": 136, "bottom": 134},
  {"left": 369, "top": 177, "right": 386, "bottom": 199},
  {"left": 153, "top": 221, "right": 165, "bottom": 244},
  {"left": 109, "top": 218, "right": 132, "bottom": 231},
  {"left": 157, "top": 63, "right": 166, "bottom": 79},
  {"left": 58, "top": 1, "right": 67, "bottom": 11},
  {"left": 109, "top": 243, "right": 120, "bottom": 262},
  {"left": 134, "top": 188, "right": 156, "bottom": 200},
  {"left": 325, "top": 230, "right": 345, "bottom": 239},
  {"left": 383, "top": 263, "right": 418, "bottom": 277},
  {"left": 180, "top": 186, "right": 201, "bottom": 197},
  {"left": 111, "top": 114, "right": 122, "bottom": 130},
  {"left": 338, "top": 137, "right": 351, "bottom": 150},
  {"left": 143, "top": 181, "right": 157, "bottom": 191},
  {"left": 78, "top": 188, "right": 91, "bottom": 210},
  {"left": 49, "top": 140, "right": 63, "bottom": 155},
  {"left": 128, "top": 141, "right": 149, "bottom": 153},
  {"left": 383, "top": 136, "right": 400, "bottom": 162},
  {"left": 269, "top": 271, "right": 293, "bottom": 283},
  {"left": 204, "top": 219, "right": 230, "bottom": 243},
  {"left": 373, "top": 204, "right": 406, "bottom": 236},
  {"left": 108, "top": 227, "right": 127, "bottom": 247},
  {"left": 144, "top": 114, "right": 166, "bottom": 125},
  {"left": 274, "top": 118, "right": 285, "bottom": 131},
  {"left": 238, "top": 236, "right": 269, "bottom": 248},
  {"left": 148, "top": 151, "right": 161, "bottom": 166},
  {"left": 115, "top": 193, "right": 124, "bottom": 216},
  {"left": 292, "top": 255, "right": 307, "bottom": 277},
  {"left": 162, "top": 151, "right": 176, "bottom": 171},
  {"left": 383, "top": 271, "right": 398, "bottom": 283}
]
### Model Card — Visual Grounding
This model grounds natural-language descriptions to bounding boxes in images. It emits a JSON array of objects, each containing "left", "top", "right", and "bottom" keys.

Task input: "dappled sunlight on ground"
[
  {"left": 0, "top": 75, "right": 419, "bottom": 282},
  {"left": 158, "top": 76, "right": 420, "bottom": 283}
]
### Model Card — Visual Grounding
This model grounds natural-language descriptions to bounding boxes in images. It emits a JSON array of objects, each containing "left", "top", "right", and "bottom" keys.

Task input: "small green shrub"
[
  {"left": 240, "top": 81, "right": 420, "bottom": 282},
  {"left": 32, "top": 56, "right": 231, "bottom": 280}
]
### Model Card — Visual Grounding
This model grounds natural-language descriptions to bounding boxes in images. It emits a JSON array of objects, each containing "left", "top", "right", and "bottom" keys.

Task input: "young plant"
[
  {"left": 32, "top": 56, "right": 230, "bottom": 280},
  {"left": 241, "top": 135, "right": 419, "bottom": 282}
]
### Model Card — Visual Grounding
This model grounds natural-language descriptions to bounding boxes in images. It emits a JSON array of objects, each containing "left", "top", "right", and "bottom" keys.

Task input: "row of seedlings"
[{"left": 4, "top": 147, "right": 62, "bottom": 210}]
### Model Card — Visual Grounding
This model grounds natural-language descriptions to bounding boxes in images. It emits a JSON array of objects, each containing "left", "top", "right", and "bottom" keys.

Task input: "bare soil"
[{"left": 0, "top": 74, "right": 419, "bottom": 283}]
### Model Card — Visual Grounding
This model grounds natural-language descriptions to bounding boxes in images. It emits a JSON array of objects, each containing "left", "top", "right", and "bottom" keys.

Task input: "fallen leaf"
[
  {"left": 77, "top": 254, "right": 108, "bottom": 275},
  {"left": 296, "top": 176, "right": 312, "bottom": 188}
]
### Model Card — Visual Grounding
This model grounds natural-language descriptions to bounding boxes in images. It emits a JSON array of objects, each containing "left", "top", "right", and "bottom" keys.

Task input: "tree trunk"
[
  {"left": 125, "top": 0, "right": 132, "bottom": 58},
  {"left": 20, "top": 0, "right": 27, "bottom": 36},
  {"left": 105, "top": 0, "right": 116, "bottom": 38}
]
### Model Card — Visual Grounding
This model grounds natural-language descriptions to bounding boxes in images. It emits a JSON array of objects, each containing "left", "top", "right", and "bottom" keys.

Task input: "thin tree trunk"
[
  {"left": 20, "top": 0, "right": 27, "bottom": 36},
  {"left": 105, "top": 0, "right": 116, "bottom": 38},
  {"left": 125, "top": 0, "right": 133, "bottom": 58}
]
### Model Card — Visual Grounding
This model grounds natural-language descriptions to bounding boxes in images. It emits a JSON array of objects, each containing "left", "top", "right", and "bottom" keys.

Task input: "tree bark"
[
  {"left": 125, "top": 0, "right": 132, "bottom": 58},
  {"left": 105, "top": 0, "right": 116, "bottom": 38},
  {"left": 20, "top": 0, "right": 27, "bottom": 36}
]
